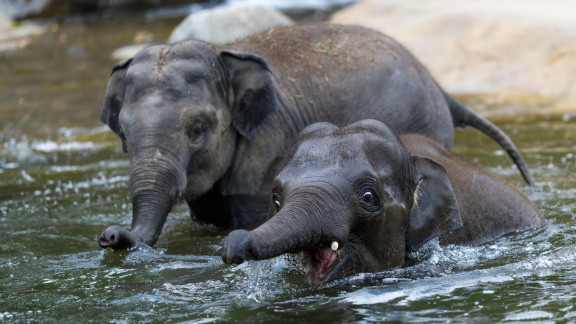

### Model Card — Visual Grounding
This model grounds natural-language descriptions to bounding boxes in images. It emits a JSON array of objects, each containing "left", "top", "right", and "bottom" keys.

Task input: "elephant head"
[
  {"left": 98, "top": 40, "right": 279, "bottom": 249},
  {"left": 222, "top": 120, "right": 462, "bottom": 285}
]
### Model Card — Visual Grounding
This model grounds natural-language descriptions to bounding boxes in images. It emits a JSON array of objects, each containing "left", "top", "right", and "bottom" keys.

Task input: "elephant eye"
[
  {"left": 272, "top": 192, "right": 281, "bottom": 211},
  {"left": 186, "top": 120, "right": 207, "bottom": 142},
  {"left": 356, "top": 182, "right": 382, "bottom": 214},
  {"left": 363, "top": 191, "right": 374, "bottom": 201}
]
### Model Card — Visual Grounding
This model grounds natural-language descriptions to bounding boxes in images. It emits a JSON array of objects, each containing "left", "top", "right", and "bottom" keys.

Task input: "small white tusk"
[{"left": 331, "top": 241, "right": 338, "bottom": 251}]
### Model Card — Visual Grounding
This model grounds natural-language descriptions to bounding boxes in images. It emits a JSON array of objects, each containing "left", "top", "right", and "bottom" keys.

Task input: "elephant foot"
[{"left": 98, "top": 225, "right": 139, "bottom": 250}]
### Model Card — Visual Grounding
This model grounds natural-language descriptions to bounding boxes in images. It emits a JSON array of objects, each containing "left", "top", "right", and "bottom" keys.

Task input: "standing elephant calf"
[
  {"left": 98, "top": 24, "right": 535, "bottom": 250},
  {"left": 222, "top": 119, "right": 545, "bottom": 285}
]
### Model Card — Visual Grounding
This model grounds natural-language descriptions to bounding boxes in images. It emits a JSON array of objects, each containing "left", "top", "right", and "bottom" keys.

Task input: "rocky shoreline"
[
  {"left": 2, "top": 0, "right": 573, "bottom": 117},
  {"left": 330, "top": 0, "right": 576, "bottom": 117}
]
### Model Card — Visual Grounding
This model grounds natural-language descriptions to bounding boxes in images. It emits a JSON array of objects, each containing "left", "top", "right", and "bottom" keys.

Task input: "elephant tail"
[{"left": 445, "top": 91, "right": 536, "bottom": 186}]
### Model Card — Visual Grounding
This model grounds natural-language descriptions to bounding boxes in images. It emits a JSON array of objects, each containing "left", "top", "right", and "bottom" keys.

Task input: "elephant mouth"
[{"left": 303, "top": 246, "right": 342, "bottom": 285}]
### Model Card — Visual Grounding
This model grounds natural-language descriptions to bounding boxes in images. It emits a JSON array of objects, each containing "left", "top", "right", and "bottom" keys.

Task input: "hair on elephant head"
[{"left": 222, "top": 119, "right": 544, "bottom": 285}]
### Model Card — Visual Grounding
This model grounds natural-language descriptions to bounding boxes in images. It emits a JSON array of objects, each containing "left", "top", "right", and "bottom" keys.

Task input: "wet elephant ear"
[
  {"left": 407, "top": 155, "right": 463, "bottom": 251},
  {"left": 100, "top": 58, "right": 133, "bottom": 153},
  {"left": 219, "top": 50, "right": 279, "bottom": 141}
]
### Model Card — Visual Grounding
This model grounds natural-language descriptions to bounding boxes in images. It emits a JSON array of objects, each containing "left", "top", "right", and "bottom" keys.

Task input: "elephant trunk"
[
  {"left": 99, "top": 147, "right": 187, "bottom": 249},
  {"left": 222, "top": 188, "right": 350, "bottom": 264},
  {"left": 222, "top": 207, "right": 317, "bottom": 264}
]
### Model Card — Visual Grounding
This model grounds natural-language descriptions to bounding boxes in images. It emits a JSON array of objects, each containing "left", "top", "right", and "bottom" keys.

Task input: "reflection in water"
[{"left": 0, "top": 6, "right": 575, "bottom": 324}]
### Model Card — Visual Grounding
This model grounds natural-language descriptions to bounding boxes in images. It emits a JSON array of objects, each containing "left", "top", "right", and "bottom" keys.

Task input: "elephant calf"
[{"left": 222, "top": 119, "right": 545, "bottom": 285}]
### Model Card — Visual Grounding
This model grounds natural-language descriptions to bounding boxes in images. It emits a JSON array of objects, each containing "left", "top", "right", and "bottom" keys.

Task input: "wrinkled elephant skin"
[{"left": 222, "top": 119, "right": 545, "bottom": 285}]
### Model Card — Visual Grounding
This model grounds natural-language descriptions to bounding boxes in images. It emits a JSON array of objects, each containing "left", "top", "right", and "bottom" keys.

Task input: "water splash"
[
  {"left": 31, "top": 140, "right": 103, "bottom": 153},
  {"left": 246, "top": 260, "right": 265, "bottom": 302},
  {"left": 344, "top": 243, "right": 576, "bottom": 306},
  {"left": 20, "top": 169, "right": 35, "bottom": 182},
  {"left": 249, "top": 260, "right": 264, "bottom": 288},
  {"left": 1, "top": 136, "right": 46, "bottom": 165},
  {"left": 504, "top": 310, "right": 554, "bottom": 321}
]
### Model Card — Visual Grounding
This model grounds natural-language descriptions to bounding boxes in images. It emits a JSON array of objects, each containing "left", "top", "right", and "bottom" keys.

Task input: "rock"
[
  {"left": 133, "top": 31, "right": 154, "bottom": 44},
  {"left": 111, "top": 44, "right": 148, "bottom": 61},
  {"left": 110, "top": 31, "right": 155, "bottom": 61},
  {"left": 330, "top": 0, "right": 576, "bottom": 114},
  {"left": 0, "top": 11, "right": 11, "bottom": 32},
  {"left": 167, "top": 3, "right": 294, "bottom": 44}
]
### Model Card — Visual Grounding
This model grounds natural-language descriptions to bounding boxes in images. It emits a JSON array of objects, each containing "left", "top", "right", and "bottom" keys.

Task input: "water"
[{"left": 1, "top": 4, "right": 575, "bottom": 323}]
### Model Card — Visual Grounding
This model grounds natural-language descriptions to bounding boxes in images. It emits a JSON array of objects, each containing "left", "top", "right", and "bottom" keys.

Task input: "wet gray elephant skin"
[
  {"left": 221, "top": 119, "right": 545, "bottom": 285},
  {"left": 99, "top": 24, "right": 535, "bottom": 250}
]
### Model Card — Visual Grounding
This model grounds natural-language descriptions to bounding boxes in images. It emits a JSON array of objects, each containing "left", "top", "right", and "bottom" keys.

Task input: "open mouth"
[{"left": 303, "top": 245, "right": 342, "bottom": 285}]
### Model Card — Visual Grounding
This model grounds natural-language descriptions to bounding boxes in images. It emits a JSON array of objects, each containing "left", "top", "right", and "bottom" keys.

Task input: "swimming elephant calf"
[
  {"left": 99, "top": 24, "right": 535, "bottom": 250},
  {"left": 222, "top": 119, "right": 545, "bottom": 285}
]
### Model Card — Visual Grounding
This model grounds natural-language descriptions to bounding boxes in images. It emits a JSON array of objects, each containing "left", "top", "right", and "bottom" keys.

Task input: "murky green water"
[{"left": 1, "top": 12, "right": 575, "bottom": 323}]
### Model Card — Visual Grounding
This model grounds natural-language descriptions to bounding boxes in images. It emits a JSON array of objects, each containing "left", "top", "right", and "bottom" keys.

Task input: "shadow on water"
[{"left": 1, "top": 6, "right": 575, "bottom": 323}]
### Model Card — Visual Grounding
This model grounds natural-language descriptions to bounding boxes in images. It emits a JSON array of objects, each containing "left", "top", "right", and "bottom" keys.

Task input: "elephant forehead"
[
  {"left": 282, "top": 133, "right": 406, "bottom": 175},
  {"left": 134, "top": 41, "right": 215, "bottom": 64},
  {"left": 123, "top": 61, "right": 221, "bottom": 109},
  {"left": 127, "top": 58, "right": 212, "bottom": 86},
  {"left": 129, "top": 43, "right": 217, "bottom": 83}
]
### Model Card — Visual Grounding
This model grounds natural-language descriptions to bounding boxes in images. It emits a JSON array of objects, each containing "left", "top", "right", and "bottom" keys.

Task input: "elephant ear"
[
  {"left": 100, "top": 59, "right": 132, "bottom": 153},
  {"left": 220, "top": 51, "right": 279, "bottom": 141},
  {"left": 408, "top": 155, "right": 463, "bottom": 251}
]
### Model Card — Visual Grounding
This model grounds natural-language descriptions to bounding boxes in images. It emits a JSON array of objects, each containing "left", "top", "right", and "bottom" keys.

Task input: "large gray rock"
[
  {"left": 330, "top": 0, "right": 576, "bottom": 116},
  {"left": 167, "top": 3, "right": 294, "bottom": 44}
]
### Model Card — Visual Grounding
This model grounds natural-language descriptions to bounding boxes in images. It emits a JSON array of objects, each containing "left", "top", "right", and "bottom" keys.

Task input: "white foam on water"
[
  {"left": 20, "top": 169, "right": 36, "bottom": 182},
  {"left": 344, "top": 271, "right": 515, "bottom": 305},
  {"left": 49, "top": 160, "right": 129, "bottom": 173},
  {"left": 31, "top": 140, "right": 102, "bottom": 152},
  {"left": 1, "top": 126, "right": 116, "bottom": 168},
  {"left": 151, "top": 260, "right": 218, "bottom": 272},
  {"left": 504, "top": 310, "right": 554, "bottom": 321},
  {"left": 56, "top": 125, "right": 109, "bottom": 137},
  {"left": 1, "top": 136, "right": 45, "bottom": 163},
  {"left": 344, "top": 244, "right": 576, "bottom": 305}
]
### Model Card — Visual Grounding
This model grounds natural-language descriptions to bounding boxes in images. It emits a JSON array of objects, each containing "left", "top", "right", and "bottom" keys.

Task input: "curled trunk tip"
[{"left": 222, "top": 229, "right": 251, "bottom": 264}]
